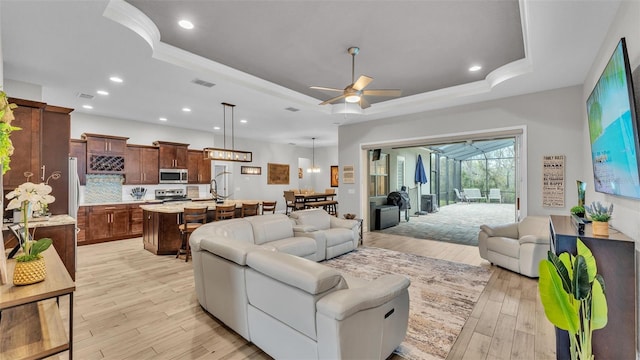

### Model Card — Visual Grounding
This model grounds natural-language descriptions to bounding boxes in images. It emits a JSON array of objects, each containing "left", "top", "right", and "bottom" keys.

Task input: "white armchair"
[
  {"left": 290, "top": 208, "right": 359, "bottom": 259},
  {"left": 477, "top": 216, "right": 550, "bottom": 277}
]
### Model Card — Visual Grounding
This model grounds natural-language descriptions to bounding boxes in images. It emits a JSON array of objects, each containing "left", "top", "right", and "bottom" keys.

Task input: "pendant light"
[
  {"left": 307, "top": 137, "right": 321, "bottom": 173},
  {"left": 203, "top": 102, "right": 252, "bottom": 162}
]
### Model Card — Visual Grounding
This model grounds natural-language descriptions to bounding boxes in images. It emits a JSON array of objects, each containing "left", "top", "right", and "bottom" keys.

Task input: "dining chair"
[
  {"left": 325, "top": 188, "right": 336, "bottom": 194},
  {"left": 261, "top": 201, "right": 277, "bottom": 214},
  {"left": 176, "top": 206, "right": 208, "bottom": 262},
  {"left": 241, "top": 202, "right": 259, "bottom": 217},
  {"left": 283, "top": 191, "right": 303, "bottom": 215},
  {"left": 214, "top": 204, "right": 236, "bottom": 221}
]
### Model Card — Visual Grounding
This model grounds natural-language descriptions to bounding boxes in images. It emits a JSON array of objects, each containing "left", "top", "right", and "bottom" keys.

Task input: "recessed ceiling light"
[
  {"left": 109, "top": 76, "right": 123, "bottom": 83},
  {"left": 469, "top": 65, "right": 482, "bottom": 72},
  {"left": 97, "top": 90, "right": 109, "bottom": 95},
  {"left": 240, "top": 119, "right": 248, "bottom": 123},
  {"left": 182, "top": 107, "right": 191, "bottom": 112},
  {"left": 178, "top": 19, "right": 194, "bottom": 29},
  {"left": 159, "top": 117, "right": 167, "bottom": 121},
  {"left": 82, "top": 105, "right": 93, "bottom": 109},
  {"left": 213, "top": 126, "right": 221, "bottom": 130}
]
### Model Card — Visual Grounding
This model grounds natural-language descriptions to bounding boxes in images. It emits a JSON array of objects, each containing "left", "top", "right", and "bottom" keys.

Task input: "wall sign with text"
[{"left": 542, "top": 155, "right": 565, "bottom": 207}]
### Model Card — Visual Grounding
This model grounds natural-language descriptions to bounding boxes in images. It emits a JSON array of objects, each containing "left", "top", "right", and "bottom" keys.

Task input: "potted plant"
[
  {"left": 6, "top": 182, "right": 55, "bottom": 285},
  {"left": 585, "top": 201, "right": 613, "bottom": 237},
  {"left": 539, "top": 239, "right": 607, "bottom": 360},
  {"left": 0, "top": 90, "right": 19, "bottom": 174},
  {"left": 570, "top": 205, "right": 585, "bottom": 218}
]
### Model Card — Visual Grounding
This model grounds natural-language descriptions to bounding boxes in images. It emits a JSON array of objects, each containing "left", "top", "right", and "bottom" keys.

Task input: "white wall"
[
  {"left": 338, "top": 86, "right": 585, "bottom": 223},
  {"left": 4, "top": 79, "right": 42, "bottom": 101}
]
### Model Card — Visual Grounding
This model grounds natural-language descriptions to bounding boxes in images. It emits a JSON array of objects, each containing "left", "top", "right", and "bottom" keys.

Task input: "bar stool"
[
  {"left": 241, "top": 203, "right": 259, "bottom": 217},
  {"left": 214, "top": 204, "right": 236, "bottom": 220},
  {"left": 261, "top": 201, "right": 277, "bottom": 214},
  {"left": 176, "top": 207, "right": 208, "bottom": 262}
]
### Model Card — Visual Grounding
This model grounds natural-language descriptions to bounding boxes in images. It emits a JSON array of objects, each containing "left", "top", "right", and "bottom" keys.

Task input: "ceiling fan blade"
[
  {"left": 359, "top": 96, "right": 371, "bottom": 109},
  {"left": 352, "top": 75, "right": 373, "bottom": 91},
  {"left": 319, "top": 94, "right": 347, "bottom": 105},
  {"left": 362, "top": 89, "right": 402, "bottom": 97},
  {"left": 310, "top": 86, "right": 343, "bottom": 92}
]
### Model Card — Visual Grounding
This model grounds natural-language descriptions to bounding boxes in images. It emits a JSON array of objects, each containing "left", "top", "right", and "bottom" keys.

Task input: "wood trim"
[
  {"left": 8, "top": 97, "right": 46, "bottom": 109},
  {"left": 44, "top": 104, "right": 74, "bottom": 114},
  {"left": 153, "top": 140, "right": 190, "bottom": 147},
  {"left": 81, "top": 133, "right": 130, "bottom": 141}
]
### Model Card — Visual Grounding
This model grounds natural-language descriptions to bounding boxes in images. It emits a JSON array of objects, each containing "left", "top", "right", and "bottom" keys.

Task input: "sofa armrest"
[
  {"left": 316, "top": 274, "right": 410, "bottom": 320},
  {"left": 480, "top": 223, "right": 518, "bottom": 238},
  {"left": 197, "top": 237, "right": 260, "bottom": 266},
  {"left": 519, "top": 234, "right": 549, "bottom": 245},
  {"left": 330, "top": 217, "right": 358, "bottom": 230}
]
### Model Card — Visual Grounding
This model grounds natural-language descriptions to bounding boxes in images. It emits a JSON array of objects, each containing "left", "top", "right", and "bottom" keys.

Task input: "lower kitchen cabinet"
[
  {"left": 142, "top": 210, "right": 182, "bottom": 255},
  {"left": 130, "top": 204, "right": 143, "bottom": 236},
  {"left": 80, "top": 203, "right": 144, "bottom": 245}
]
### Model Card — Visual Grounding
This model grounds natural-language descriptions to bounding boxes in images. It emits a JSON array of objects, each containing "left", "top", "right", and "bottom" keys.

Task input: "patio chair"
[
  {"left": 454, "top": 188, "right": 469, "bottom": 203},
  {"left": 488, "top": 188, "right": 502, "bottom": 203}
]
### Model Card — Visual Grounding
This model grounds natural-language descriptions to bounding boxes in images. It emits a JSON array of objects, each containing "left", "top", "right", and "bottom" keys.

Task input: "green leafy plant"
[
  {"left": 5, "top": 182, "right": 56, "bottom": 262},
  {"left": 585, "top": 201, "right": 613, "bottom": 222},
  {"left": 0, "top": 90, "right": 20, "bottom": 174},
  {"left": 570, "top": 205, "right": 585, "bottom": 217},
  {"left": 539, "top": 239, "right": 607, "bottom": 360}
]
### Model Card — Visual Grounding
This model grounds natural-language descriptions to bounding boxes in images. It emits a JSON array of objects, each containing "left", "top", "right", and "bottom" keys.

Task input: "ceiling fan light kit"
[
  {"left": 203, "top": 102, "right": 253, "bottom": 162},
  {"left": 311, "top": 46, "right": 401, "bottom": 109}
]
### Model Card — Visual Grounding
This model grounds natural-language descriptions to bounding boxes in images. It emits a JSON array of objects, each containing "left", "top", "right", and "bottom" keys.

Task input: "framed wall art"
[
  {"left": 330, "top": 165, "right": 339, "bottom": 187},
  {"left": 241, "top": 166, "right": 261, "bottom": 175},
  {"left": 267, "top": 163, "right": 290, "bottom": 185}
]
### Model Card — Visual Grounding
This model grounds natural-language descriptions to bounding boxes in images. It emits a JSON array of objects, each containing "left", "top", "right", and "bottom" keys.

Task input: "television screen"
[
  {"left": 372, "top": 149, "right": 381, "bottom": 161},
  {"left": 587, "top": 38, "right": 640, "bottom": 199}
]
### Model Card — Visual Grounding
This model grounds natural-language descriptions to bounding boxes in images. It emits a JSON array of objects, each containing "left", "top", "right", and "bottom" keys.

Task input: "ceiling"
[{"left": 0, "top": 1, "right": 622, "bottom": 147}]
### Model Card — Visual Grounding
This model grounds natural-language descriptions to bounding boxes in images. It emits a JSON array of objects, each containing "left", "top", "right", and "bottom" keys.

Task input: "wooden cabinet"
[
  {"left": 550, "top": 215, "right": 636, "bottom": 360},
  {"left": 188, "top": 149, "right": 211, "bottom": 184},
  {"left": 125, "top": 145, "right": 159, "bottom": 184},
  {"left": 87, "top": 204, "right": 130, "bottom": 242},
  {"left": 82, "top": 133, "right": 129, "bottom": 174},
  {"left": 77, "top": 206, "right": 87, "bottom": 244},
  {"left": 155, "top": 141, "right": 189, "bottom": 169},
  {"left": 143, "top": 210, "right": 183, "bottom": 255},
  {"left": 129, "top": 204, "right": 143, "bottom": 236},
  {"left": 3, "top": 98, "right": 72, "bottom": 215},
  {"left": 70, "top": 139, "right": 87, "bottom": 185}
]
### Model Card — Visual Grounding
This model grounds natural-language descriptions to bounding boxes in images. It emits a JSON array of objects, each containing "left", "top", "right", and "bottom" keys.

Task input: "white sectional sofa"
[
  {"left": 190, "top": 214, "right": 411, "bottom": 359},
  {"left": 289, "top": 208, "right": 360, "bottom": 259}
]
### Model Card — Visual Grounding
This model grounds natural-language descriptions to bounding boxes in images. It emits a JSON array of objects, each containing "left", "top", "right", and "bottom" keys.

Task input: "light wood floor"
[{"left": 54, "top": 233, "right": 555, "bottom": 359}]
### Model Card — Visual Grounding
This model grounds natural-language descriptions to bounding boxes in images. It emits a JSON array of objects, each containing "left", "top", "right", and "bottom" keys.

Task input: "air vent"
[
  {"left": 191, "top": 78, "right": 216, "bottom": 88},
  {"left": 285, "top": 107, "right": 300, "bottom": 112},
  {"left": 77, "top": 92, "right": 94, "bottom": 99}
]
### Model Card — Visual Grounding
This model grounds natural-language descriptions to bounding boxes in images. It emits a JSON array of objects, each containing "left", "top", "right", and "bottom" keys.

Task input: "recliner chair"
[{"left": 477, "top": 216, "right": 550, "bottom": 277}]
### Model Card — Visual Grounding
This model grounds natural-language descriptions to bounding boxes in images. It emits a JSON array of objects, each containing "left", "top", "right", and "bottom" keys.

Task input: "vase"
[
  {"left": 13, "top": 257, "right": 46, "bottom": 285},
  {"left": 577, "top": 181, "right": 586, "bottom": 207},
  {"left": 592, "top": 221, "right": 609, "bottom": 237}
]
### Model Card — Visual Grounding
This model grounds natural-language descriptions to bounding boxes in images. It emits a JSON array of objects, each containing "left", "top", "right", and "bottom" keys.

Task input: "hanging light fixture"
[
  {"left": 203, "top": 102, "right": 253, "bottom": 162},
  {"left": 307, "top": 137, "right": 321, "bottom": 173}
]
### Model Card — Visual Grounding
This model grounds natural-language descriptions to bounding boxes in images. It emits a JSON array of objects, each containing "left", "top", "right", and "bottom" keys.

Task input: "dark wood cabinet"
[
  {"left": 70, "top": 139, "right": 87, "bottom": 185},
  {"left": 3, "top": 98, "right": 72, "bottom": 216},
  {"left": 188, "top": 149, "right": 211, "bottom": 184},
  {"left": 87, "top": 204, "right": 130, "bottom": 243},
  {"left": 77, "top": 206, "right": 87, "bottom": 243},
  {"left": 2, "top": 222, "right": 76, "bottom": 280},
  {"left": 125, "top": 145, "right": 159, "bottom": 184},
  {"left": 155, "top": 141, "right": 189, "bottom": 169},
  {"left": 129, "top": 204, "right": 143, "bottom": 236},
  {"left": 549, "top": 215, "right": 636, "bottom": 360},
  {"left": 143, "top": 210, "right": 182, "bottom": 255},
  {"left": 83, "top": 133, "right": 129, "bottom": 174}
]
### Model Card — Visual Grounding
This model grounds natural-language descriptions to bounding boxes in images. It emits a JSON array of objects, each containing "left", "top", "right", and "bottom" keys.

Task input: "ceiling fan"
[{"left": 311, "top": 47, "right": 401, "bottom": 109}]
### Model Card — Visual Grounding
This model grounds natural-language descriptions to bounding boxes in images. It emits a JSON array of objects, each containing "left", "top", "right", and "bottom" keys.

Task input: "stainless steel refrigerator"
[{"left": 68, "top": 157, "right": 80, "bottom": 268}]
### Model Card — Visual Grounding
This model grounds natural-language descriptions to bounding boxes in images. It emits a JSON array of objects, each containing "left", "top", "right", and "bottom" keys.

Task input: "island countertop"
[{"left": 139, "top": 200, "right": 264, "bottom": 214}]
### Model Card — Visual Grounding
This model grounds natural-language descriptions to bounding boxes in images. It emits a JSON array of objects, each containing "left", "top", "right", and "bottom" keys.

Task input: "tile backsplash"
[{"left": 84, "top": 174, "right": 123, "bottom": 203}]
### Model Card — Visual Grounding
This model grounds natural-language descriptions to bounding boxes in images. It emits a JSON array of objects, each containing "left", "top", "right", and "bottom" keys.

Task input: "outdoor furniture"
[
  {"left": 463, "top": 188, "right": 484, "bottom": 202},
  {"left": 488, "top": 188, "right": 502, "bottom": 203},
  {"left": 454, "top": 188, "right": 469, "bottom": 203}
]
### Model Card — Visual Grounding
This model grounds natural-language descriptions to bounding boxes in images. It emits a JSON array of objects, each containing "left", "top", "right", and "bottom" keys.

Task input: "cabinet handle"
[{"left": 41, "top": 165, "right": 46, "bottom": 181}]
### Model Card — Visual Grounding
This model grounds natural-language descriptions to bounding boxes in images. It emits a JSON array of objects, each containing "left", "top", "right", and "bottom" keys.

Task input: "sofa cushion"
[
  {"left": 266, "top": 237, "right": 317, "bottom": 258},
  {"left": 246, "top": 250, "right": 345, "bottom": 294},
  {"left": 202, "top": 218, "right": 255, "bottom": 244},
  {"left": 518, "top": 216, "right": 549, "bottom": 238},
  {"left": 290, "top": 209, "right": 331, "bottom": 230},
  {"left": 324, "top": 228, "right": 354, "bottom": 247},
  {"left": 247, "top": 214, "right": 295, "bottom": 245},
  {"left": 486, "top": 236, "right": 520, "bottom": 258}
]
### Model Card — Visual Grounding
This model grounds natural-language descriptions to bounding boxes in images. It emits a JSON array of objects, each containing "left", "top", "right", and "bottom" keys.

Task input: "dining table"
[{"left": 294, "top": 192, "right": 337, "bottom": 209}]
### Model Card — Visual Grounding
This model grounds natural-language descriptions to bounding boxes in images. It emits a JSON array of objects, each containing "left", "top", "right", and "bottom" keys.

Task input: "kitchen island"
[{"left": 139, "top": 200, "right": 263, "bottom": 255}]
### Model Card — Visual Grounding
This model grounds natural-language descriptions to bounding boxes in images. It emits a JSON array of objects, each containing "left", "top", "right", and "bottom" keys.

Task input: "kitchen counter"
[
  {"left": 2, "top": 214, "right": 76, "bottom": 231},
  {"left": 139, "top": 199, "right": 263, "bottom": 214},
  {"left": 80, "top": 199, "right": 162, "bottom": 207}
]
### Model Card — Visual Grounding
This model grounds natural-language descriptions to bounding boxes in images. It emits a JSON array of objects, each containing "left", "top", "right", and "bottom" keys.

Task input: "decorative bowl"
[{"left": 344, "top": 213, "right": 356, "bottom": 220}]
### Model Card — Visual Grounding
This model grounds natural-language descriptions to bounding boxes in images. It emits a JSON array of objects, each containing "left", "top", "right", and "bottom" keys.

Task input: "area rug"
[
  {"left": 323, "top": 247, "right": 493, "bottom": 360},
  {"left": 377, "top": 202, "right": 515, "bottom": 246}
]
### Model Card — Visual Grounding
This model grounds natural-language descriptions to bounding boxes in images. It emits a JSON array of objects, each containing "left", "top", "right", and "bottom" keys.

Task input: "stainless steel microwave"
[{"left": 159, "top": 168, "right": 188, "bottom": 183}]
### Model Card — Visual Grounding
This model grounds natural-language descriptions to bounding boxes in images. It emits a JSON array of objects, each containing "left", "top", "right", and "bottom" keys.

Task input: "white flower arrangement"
[{"left": 5, "top": 182, "right": 55, "bottom": 262}]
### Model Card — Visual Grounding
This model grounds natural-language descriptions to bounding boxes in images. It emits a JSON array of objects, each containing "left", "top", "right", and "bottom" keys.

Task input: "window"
[
  {"left": 397, "top": 156, "right": 405, "bottom": 190},
  {"left": 369, "top": 152, "right": 389, "bottom": 196}
]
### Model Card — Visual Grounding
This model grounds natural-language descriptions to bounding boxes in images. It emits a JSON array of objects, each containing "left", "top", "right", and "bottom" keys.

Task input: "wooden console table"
[
  {"left": 549, "top": 215, "right": 636, "bottom": 359},
  {"left": 0, "top": 247, "right": 75, "bottom": 359}
]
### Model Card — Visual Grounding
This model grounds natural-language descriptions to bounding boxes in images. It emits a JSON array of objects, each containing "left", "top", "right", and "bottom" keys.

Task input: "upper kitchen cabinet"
[
  {"left": 188, "top": 149, "right": 211, "bottom": 184},
  {"left": 154, "top": 141, "right": 189, "bottom": 169},
  {"left": 82, "top": 133, "right": 129, "bottom": 174},
  {"left": 3, "top": 98, "right": 72, "bottom": 215},
  {"left": 69, "top": 139, "right": 87, "bottom": 185},
  {"left": 125, "top": 145, "right": 159, "bottom": 184}
]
